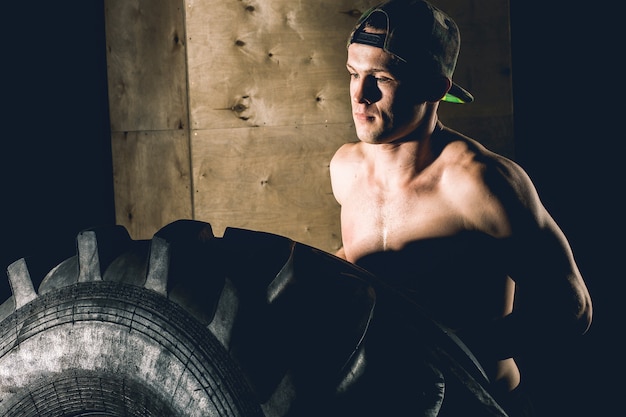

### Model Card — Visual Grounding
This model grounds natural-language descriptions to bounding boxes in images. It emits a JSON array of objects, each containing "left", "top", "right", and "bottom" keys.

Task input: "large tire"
[{"left": 0, "top": 219, "right": 508, "bottom": 416}]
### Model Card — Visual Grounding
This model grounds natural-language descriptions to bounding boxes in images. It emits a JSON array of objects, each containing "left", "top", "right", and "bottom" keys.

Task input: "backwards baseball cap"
[{"left": 347, "top": 0, "right": 473, "bottom": 104}]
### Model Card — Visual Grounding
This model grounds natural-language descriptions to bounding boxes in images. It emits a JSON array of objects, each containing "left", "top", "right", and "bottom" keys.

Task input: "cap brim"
[{"left": 442, "top": 82, "right": 474, "bottom": 104}]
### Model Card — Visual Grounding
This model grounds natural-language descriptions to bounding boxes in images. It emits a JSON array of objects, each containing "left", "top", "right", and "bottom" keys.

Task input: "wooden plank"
[
  {"left": 111, "top": 130, "right": 193, "bottom": 240},
  {"left": 104, "top": 0, "right": 188, "bottom": 132},
  {"left": 184, "top": 0, "right": 366, "bottom": 130},
  {"left": 103, "top": 0, "right": 513, "bottom": 248},
  {"left": 191, "top": 124, "right": 355, "bottom": 252}
]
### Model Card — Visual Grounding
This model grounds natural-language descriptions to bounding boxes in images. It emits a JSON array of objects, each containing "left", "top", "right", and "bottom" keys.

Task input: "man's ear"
[{"left": 427, "top": 76, "right": 452, "bottom": 102}]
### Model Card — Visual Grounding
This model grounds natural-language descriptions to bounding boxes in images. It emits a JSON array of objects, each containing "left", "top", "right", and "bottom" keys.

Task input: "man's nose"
[{"left": 353, "top": 77, "right": 376, "bottom": 105}]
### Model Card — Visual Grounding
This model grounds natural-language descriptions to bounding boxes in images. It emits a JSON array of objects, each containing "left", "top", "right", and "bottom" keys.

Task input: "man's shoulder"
[
  {"left": 435, "top": 130, "right": 538, "bottom": 234},
  {"left": 329, "top": 141, "right": 363, "bottom": 202},
  {"left": 331, "top": 141, "right": 364, "bottom": 165},
  {"left": 336, "top": 140, "right": 362, "bottom": 153},
  {"left": 436, "top": 128, "right": 523, "bottom": 180}
]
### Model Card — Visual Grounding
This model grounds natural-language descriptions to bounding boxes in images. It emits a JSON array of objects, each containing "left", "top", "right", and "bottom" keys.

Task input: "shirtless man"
[{"left": 330, "top": 1, "right": 592, "bottom": 415}]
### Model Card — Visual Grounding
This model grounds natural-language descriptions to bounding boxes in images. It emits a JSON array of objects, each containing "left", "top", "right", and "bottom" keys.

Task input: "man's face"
[{"left": 346, "top": 42, "right": 428, "bottom": 144}]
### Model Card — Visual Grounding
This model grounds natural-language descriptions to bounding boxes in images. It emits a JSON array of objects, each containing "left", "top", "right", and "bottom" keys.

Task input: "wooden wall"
[{"left": 104, "top": 0, "right": 512, "bottom": 253}]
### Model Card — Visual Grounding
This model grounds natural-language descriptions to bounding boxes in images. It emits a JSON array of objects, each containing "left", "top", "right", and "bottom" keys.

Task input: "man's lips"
[{"left": 354, "top": 112, "right": 375, "bottom": 122}]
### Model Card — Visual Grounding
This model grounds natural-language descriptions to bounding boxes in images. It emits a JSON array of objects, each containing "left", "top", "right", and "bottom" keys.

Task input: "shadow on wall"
[
  {"left": 510, "top": 2, "right": 620, "bottom": 417},
  {"left": 1, "top": 0, "right": 115, "bottom": 299}
]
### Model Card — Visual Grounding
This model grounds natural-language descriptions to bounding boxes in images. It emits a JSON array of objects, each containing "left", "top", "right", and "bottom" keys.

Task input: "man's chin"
[
  {"left": 355, "top": 128, "right": 381, "bottom": 144},
  {"left": 357, "top": 132, "right": 387, "bottom": 145}
]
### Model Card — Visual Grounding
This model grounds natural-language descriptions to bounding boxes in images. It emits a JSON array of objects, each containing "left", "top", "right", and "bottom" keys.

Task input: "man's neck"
[{"left": 366, "top": 117, "right": 441, "bottom": 181}]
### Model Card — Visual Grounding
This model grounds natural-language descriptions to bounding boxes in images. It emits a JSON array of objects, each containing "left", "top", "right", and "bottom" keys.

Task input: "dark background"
[
  {"left": 1, "top": 1, "right": 620, "bottom": 416},
  {"left": 2, "top": 1, "right": 115, "bottom": 275},
  {"left": 510, "top": 2, "right": 621, "bottom": 416}
]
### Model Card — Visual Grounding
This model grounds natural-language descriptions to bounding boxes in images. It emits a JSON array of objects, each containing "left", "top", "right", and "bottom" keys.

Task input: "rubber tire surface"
[{"left": 0, "top": 220, "right": 508, "bottom": 417}]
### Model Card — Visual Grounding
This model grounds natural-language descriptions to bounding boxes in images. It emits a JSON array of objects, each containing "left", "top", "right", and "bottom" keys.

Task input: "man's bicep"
[{"left": 507, "top": 216, "right": 592, "bottom": 334}]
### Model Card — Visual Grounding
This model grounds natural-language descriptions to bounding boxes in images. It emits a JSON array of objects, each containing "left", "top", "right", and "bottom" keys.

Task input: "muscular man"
[{"left": 330, "top": 1, "right": 592, "bottom": 415}]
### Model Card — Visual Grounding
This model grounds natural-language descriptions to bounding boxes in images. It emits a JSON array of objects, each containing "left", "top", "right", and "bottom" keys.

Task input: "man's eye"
[
  {"left": 349, "top": 72, "right": 359, "bottom": 79},
  {"left": 376, "top": 76, "right": 392, "bottom": 83}
]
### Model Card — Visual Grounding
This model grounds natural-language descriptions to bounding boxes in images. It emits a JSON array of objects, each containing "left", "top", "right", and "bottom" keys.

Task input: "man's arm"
[
  {"left": 329, "top": 144, "right": 356, "bottom": 262},
  {"left": 461, "top": 218, "right": 592, "bottom": 361},
  {"left": 503, "top": 160, "right": 592, "bottom": 337},
  {"left": 459, "top": 156, "right": 592, "bottom": 360}
]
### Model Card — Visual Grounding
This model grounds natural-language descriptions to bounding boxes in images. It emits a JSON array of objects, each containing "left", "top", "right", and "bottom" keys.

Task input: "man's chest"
[
  {"left": 340, "top": 186, "right": 464, "bottom": 260},
  {"left": 352, "top": 231, "right": 512, "bottom": 328}
]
